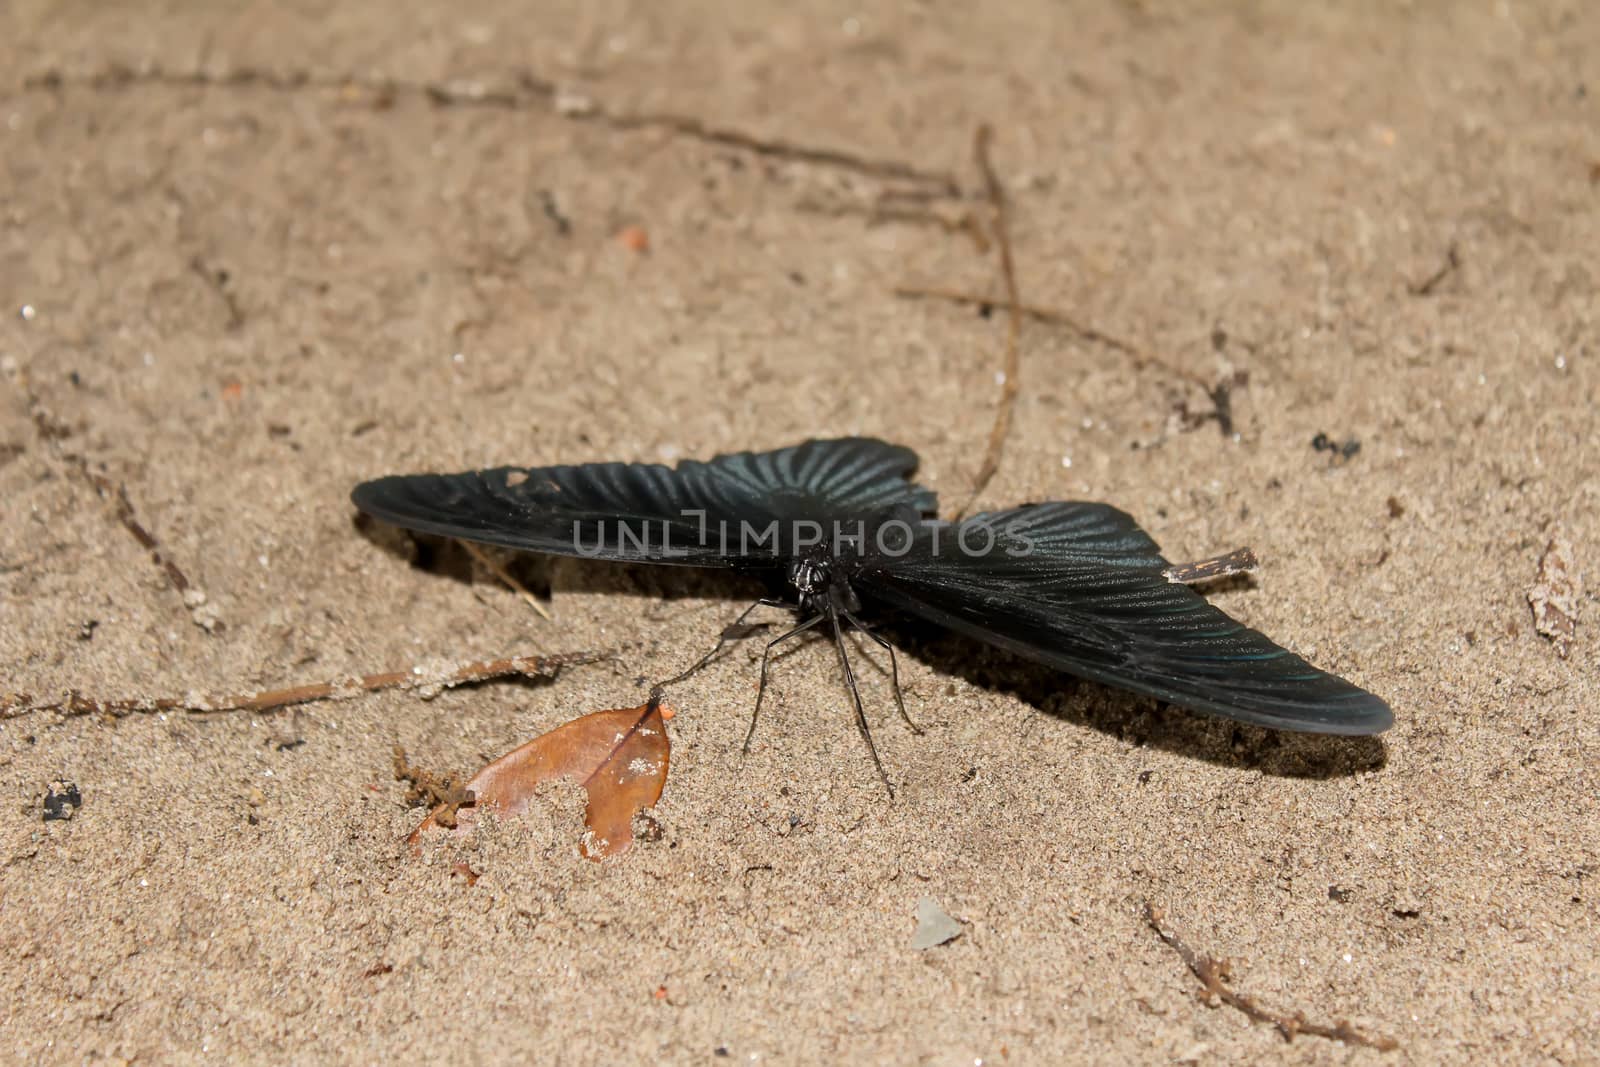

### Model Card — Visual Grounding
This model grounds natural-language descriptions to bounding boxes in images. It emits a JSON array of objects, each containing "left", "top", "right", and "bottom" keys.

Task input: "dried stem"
[
  {"left": 893, "top": 286, "right": 1211, "bottom": 392},
  {"left": 27, "top": 398, "right": 194, "bottom": 596},
  {"left": 25, "top": 64, "right": 961, "bottom": 197},
  {"left": 1143, "top": 903, "right": 1398, "bottom": 1051},
  {"left": 459, "top": 540, "right": 553, "bottom": 620},
  {"left": 954, "top": 125, "right": 1023, "bottom": 521},
  {"left": 1, "top": 650, "right": 605, "bottom": 721},
  {"left": 1407, "top": 242, "right": 1460, "bottom": 297}
]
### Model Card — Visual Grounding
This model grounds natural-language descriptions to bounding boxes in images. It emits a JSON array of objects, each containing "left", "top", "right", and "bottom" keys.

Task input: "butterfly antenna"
[
  {"left": 745, "top": 612, "right": 826, "bottom": 754},
  {"left": 839, "top": 607, "right": 922, "bottom": 736},
  {"left": 655, "top": 597, "right": 788, "bottom": 692},
  {"left": 827, "top": 604, "right": 895, "bottom": 797}
]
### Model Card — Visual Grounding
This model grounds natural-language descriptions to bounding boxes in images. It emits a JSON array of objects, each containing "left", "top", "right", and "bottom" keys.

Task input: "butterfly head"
[
  {"left": 787, "top": 556, "right": 859, "bottom": 615},
  {"left": 788, "top": 557, "right": 827, "bottom": 598}
]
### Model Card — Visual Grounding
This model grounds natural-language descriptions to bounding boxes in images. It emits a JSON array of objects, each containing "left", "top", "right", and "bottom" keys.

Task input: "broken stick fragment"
[
  {"left": 1527, "top": 534, "right": 1580, "bottom": 658},
  {"left": 1164, "top": 547, "right": 1259, "bottom": 585}
]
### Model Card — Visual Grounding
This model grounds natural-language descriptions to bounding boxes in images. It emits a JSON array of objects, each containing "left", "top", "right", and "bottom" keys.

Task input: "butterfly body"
[{"left": 352, "top": 437, "right": 1392, "bottom": 748}]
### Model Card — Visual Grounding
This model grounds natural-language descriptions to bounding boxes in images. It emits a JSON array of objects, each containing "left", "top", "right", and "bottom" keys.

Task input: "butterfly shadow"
[
  {"left": 876, "top": 618, "right": 1388, "bottom": 781},
  {"left": 353, "top": 519, "right": 772, "bottom": 606}
]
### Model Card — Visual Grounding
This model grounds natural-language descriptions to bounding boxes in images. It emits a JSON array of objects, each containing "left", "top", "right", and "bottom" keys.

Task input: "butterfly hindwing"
[{"left": 854, "top": 502, "right": 1392, "bottom": 734}]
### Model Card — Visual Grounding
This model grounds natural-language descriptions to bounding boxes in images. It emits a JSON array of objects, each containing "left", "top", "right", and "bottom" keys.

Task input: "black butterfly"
[{"left": 352, "top": 437, "right": 1390, "bottom": 788}]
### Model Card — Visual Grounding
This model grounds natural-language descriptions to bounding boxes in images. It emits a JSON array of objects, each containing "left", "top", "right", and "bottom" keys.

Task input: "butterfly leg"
[
  {"left": 657, "top": 597, "right": 788, "bottom": 690},
  {"left": 745, "top": 612, "right": 826, "bottom": 754},
  {"left": 838, "top": 607, "right": 922, "bottom": 736},
  {"left": 827, "top": 606, "right": 894, "bottom": 797}
]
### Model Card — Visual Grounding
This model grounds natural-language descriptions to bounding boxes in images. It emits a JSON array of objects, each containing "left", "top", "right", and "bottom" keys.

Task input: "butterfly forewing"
[
  {"left": 703, "top": 438, "right": 936, "bottom": 522},
  {"left": 351, "top": 437, "right": 937, "bottom": 567},
  {"left": 853, "top": 502, "right": 1392, "bottom": 734}
]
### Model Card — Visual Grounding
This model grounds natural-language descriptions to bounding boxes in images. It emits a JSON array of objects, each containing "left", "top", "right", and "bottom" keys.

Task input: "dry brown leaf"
[{"left": 411, "top": 700, "right": 672, "bottom": 860}]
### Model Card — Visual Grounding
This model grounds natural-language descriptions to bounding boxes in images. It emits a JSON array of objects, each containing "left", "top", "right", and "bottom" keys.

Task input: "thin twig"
[
  {"left": 1407, "top": 242, "right": 1460, "bottom": 297},
  {"left": 459, "top": 540, "right": 552, "bottom": 620},
  {"left": 954, "top": 125, "right": 1023, "bottom": 521},
  {"left": 893, "top": 285, "right": 1211, "bottom": 391},
  {"left": 103, "top": 478, "right": 193, "bottom": 593},
  {"left": 25, "top": 64, "right": 962, "bottom": 197},
  {"left": 26, "top": 388, "right": 194, "bottom": 595},
  {"left": 796, "top": 195, "right": 989, "bottom": 253},
  {"left": 605, "top": 107, "right": 961, "bottom": 196},
  {"left": 1143, "top": 903, "right": 1398, "bottom": 1051},
  {"left": 0, "top": 650, "right": 604, "bottom": 721},
  {"left": 188, "top": 254, "right": 246, "bottom": 330}
]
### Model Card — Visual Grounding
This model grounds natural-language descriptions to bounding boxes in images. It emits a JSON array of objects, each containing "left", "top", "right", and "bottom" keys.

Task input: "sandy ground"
[{"left": 2, "top": 2, "right": 1597, "bottom": 1063}]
